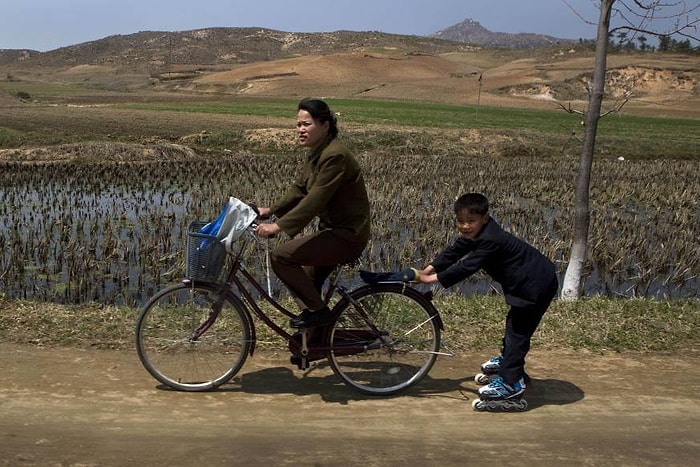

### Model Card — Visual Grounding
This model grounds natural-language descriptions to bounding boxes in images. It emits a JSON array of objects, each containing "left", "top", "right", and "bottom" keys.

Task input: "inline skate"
[{"left": 472, "top": 375, "right": 528, "bottom": 412}]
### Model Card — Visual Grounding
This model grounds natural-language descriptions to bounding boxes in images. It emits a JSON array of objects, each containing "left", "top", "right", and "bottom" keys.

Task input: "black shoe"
[
  {"left": 290, "top": 307, "right": 332, "bottom": 329},
  {"left": 290, "top": 355, "right": 304, "bottom": 369},
  {"left": 289, "top": 309, "right": 312, "bottom": 328}
]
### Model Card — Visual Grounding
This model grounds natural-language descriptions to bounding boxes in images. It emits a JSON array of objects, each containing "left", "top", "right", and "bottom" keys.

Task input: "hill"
[
  {"left": 430, "top": 18, "right": 576, "bottom": 48},
  {"left": 0, "top": 28, "right": 469, "bottom": 68},
  {"left": 0, "top": 27, "right": 698, "bottom": 119},
  {"left": 0, "top": 19, "right": 572, "bottom": 67}
]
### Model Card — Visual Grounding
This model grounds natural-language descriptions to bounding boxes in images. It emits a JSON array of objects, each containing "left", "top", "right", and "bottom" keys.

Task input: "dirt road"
[{"left": 1, "top": 343, "right": 698, "bottom": 466}]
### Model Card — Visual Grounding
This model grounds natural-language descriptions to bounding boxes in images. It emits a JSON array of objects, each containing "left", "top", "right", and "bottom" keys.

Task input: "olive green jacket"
[{"left": 271, "top": 138, "right": 370, "bottom": 241}]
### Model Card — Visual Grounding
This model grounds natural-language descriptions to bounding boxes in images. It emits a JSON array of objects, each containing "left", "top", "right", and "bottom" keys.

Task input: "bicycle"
[{"left": 135, "top": 203, "right": 444, "bottom": 396}]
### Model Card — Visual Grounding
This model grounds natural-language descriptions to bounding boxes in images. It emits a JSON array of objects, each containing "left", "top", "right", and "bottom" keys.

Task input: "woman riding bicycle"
[{"left": 254, "top": 98, "right": 371, "bottom": 329}]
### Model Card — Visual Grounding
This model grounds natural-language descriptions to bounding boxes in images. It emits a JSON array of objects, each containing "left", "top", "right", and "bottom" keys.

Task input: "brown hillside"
[
  {"left": 189, "top": 52, "right": 480, "bottom": 101},
  {"left": 1, "top": 28, "right": 698, "bottom": 119},
  {"left": 184, "top": 50, "right": 699, "bottom": 118}
]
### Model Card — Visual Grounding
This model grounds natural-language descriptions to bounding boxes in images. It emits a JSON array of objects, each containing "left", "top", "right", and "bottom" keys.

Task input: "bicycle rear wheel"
[
  {"left": 135, "top": 282, "right": 252, "bottom": 391},
  {"left": 327, "top": 283, "right": 441, "bottom": 395}
]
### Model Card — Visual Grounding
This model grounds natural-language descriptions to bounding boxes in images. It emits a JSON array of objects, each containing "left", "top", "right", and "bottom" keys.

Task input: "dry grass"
[{"left": 1, "top": 295, "right": 696, "bottom": 353}]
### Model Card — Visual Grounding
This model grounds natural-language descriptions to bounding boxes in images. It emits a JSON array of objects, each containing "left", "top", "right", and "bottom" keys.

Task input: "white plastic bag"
[{"left": 200, "top": 197, "right": 258, "bottom": 253}]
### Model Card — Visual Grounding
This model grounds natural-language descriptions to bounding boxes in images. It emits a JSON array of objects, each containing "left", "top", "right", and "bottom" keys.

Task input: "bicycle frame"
[
  {"left": 209, "top": 234, "right": 355, "bottom": 359},
  {"left": 137, "top": 228, "right": 445, "bottom": 394}
]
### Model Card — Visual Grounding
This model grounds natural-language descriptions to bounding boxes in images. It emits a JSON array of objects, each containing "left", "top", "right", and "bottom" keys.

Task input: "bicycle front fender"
[{"left": 224, "top": 290, "right": 257, "bottom": 357}]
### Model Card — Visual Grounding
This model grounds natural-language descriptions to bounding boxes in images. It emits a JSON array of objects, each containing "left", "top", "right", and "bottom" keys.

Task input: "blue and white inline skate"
[
  {"left": 472, "top": 375, "right": 528, "bottom": 412},
  {"left": 474, "top": 355, "right": 503, "bottom": 385}
]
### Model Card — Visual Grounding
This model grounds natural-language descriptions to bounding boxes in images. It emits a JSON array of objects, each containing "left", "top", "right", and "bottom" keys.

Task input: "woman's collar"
[{"left": 308, "top": 135, "right": 334, "bottom": 162}]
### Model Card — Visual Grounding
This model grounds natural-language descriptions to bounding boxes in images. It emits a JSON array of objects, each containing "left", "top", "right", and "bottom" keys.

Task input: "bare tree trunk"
[{"left": 561, "top": 0, "right": 614, "bottom": 300}]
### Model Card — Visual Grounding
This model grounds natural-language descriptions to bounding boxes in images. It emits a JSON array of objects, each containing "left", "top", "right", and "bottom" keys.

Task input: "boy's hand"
[{"left": 416, "top": 265, "right": 439, "bottom": 284}]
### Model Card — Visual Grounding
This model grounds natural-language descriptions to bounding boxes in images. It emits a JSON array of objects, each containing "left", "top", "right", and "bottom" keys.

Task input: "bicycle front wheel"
[
  {"left": 327, "top": 283, "right": 441, "bottom": 396},
  {"left": 135, "top": 282, "right": 252, "bottom": 391}
]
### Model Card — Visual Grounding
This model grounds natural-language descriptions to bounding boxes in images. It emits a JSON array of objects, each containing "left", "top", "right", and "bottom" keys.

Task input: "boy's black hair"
[
  {"left": 298, "top": 98, "right": 338, "bottom": 138},
  {"left": 454, "top": 193, "right": 489, "bottom": 215}
]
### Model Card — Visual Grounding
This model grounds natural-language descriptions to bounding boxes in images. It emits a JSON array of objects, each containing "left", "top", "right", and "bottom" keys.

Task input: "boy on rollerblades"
[{"left": 415, "top": 193, "right": 558, "bottom": 412}]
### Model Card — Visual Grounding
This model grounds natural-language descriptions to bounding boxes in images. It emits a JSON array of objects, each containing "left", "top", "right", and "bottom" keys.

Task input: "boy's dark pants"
[
  {"left": 271, "top": 229, "right": 367, "bottom": 311},
  {"left": 500, "top": 278, "right": 559, "bottom": 386}
]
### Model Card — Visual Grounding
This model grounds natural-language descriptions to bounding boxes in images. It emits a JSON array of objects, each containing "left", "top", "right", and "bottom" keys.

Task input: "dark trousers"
[
  {"left": 271, "top": 229, "right": 367, "bottom": 311},
  {"left": 499, "top": 278, "right": 558, "bottom": 385}
]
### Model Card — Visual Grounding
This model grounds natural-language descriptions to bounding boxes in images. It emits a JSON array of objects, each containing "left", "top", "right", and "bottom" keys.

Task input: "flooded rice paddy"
[{"left": 1, "top": 151, "right": 697, "bottom": 305}]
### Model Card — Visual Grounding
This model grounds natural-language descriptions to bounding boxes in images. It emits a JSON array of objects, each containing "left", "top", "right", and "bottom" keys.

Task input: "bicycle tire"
[
  {"left": 135, "top": 282, "right": 252, "bottom": 391},
  {"left": 327, "top": 283, "right": 441, "bottom": 396}
]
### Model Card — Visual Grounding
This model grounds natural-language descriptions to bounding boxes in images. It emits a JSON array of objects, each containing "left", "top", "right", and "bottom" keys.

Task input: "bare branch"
[
  {"left": 563, "top": 0, "right": 597, "bottom": 26},
  {"left": 557, "top": 102, "right": 586, "bottom": 116},
  {"left": 610, "top": 0, "right": 700, "bottom": 40},
  {"left": 600, "top": 98, "right": 629, "bottom": 117},
  {"left": 557, "top": 96, "right": 628, "bottom": 120}
]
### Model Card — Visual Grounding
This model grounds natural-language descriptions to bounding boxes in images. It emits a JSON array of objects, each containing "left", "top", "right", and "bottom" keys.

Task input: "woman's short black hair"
[
  {"left": 298, "top": 98, "right": 338, "bottom": 138},
  {"left": 454, "top": 193, "right": 489, "bottom": 215}
]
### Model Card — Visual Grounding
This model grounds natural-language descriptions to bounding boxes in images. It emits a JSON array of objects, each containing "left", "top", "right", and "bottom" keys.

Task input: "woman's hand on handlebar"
[
  {"left": 255, "top": 222, "right": 281, "bottom": 238},
  {"left": 256, "top": 207, "right": 273, "bottom": 219}
]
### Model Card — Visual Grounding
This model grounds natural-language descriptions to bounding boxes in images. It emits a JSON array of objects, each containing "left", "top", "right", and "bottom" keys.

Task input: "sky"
[{"left": 0, "top": 0, "right": 695, "bottom": 52}]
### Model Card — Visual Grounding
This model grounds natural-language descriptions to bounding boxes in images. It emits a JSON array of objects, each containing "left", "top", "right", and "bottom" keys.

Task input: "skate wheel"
[
  {"left": 471, "top": 398, "right": 528, "bottom": 412},
  {"left": 474, "top": 373, "right": 490, "bottom": 385},
  {"left": 513, "top": 398, "right": 528, "bottom": 411},
  {"left": 471, "top": 399, "right": 495, "bottom": 411}
]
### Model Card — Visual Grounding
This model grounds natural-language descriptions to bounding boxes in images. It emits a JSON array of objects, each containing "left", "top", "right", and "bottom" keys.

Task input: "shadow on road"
[
  {"left": 451, "top": 377, "right": 585, "bottom": 410},
  {"left": 524, "top": 378, "right": 586, "bottom": 409},
  {"left": 159, "top": 362, "right": 584, "bottom": 408}
]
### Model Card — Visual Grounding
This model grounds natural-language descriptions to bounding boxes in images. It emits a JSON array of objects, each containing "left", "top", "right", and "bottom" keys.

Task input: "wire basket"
[{"left": 185, "top": 221, "right": 227, "bottom": 283}]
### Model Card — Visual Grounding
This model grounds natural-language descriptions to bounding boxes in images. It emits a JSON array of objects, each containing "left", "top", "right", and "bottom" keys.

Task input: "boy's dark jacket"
[{"left": 431, "top": 218, "right": 557, "bottom": 307}]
